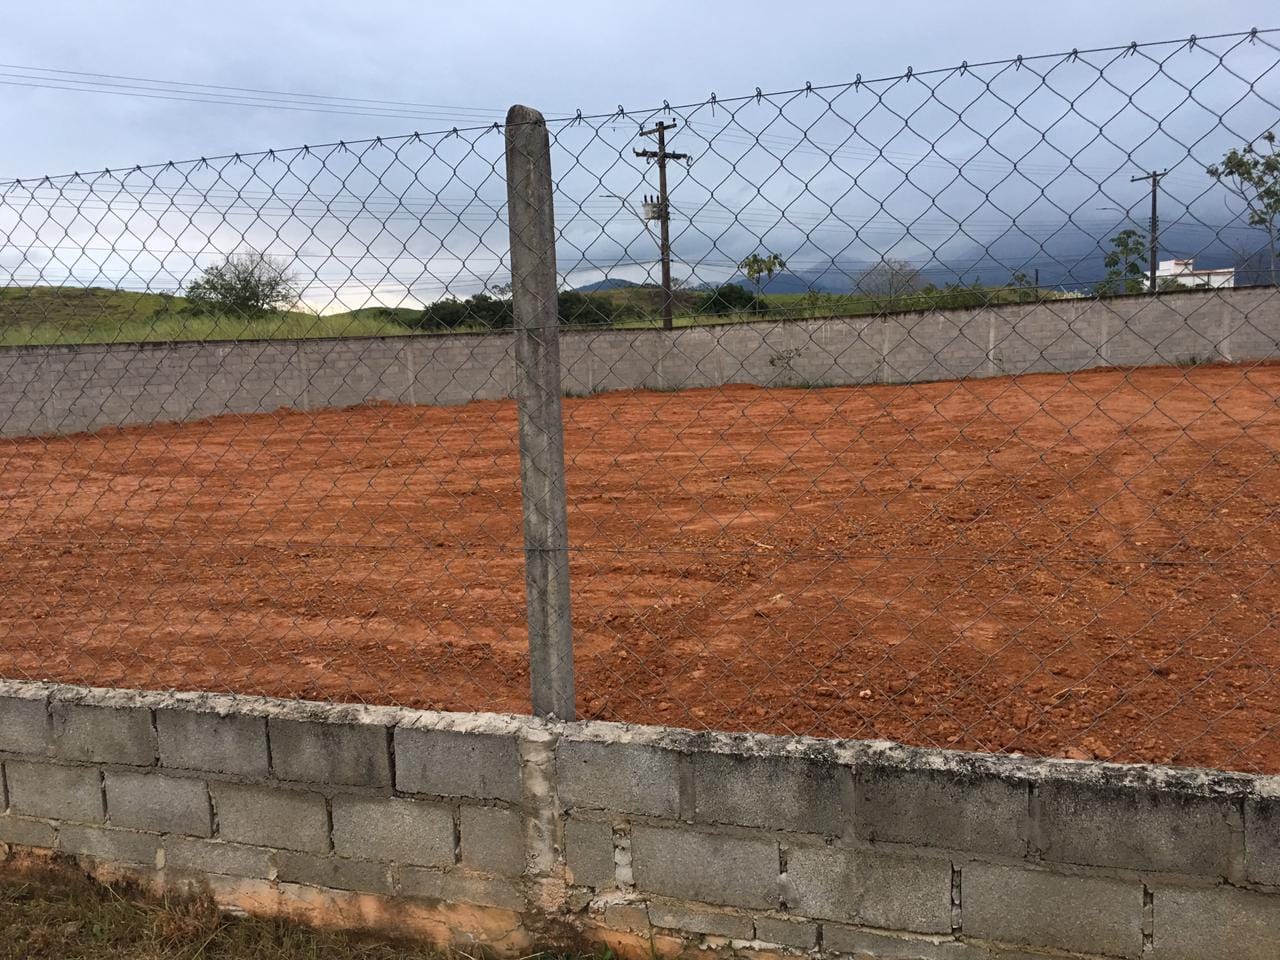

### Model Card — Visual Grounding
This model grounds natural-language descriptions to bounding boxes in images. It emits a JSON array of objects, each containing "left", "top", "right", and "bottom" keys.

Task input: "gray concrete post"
[{"left": 505, "top": 104, "right": 575, "bottom": 720}]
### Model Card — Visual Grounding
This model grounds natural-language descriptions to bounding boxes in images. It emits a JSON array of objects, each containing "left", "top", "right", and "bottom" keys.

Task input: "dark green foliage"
[
  {"left": 402, "top": 289, "right": 641, "bottom": 331},
  {"left": 557, "top": 290, "right": 620, "bottom": 325},
  {"left": 696, "top": 283, "right": 770, "bottom": 315},
  {"left": 404, "top": 292, "right": 514, "bottom": 331},
  {"left": 1095, "top": 229, "right": 1149, "bottom": 295}
]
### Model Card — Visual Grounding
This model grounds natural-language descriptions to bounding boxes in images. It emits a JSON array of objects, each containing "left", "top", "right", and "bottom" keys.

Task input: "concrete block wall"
[
  {"left": 1, "top": 679, "right": 1278, "bottom": 959},
  {"left": 1, "top": 287, "right": 1277, "bottom": 437}
]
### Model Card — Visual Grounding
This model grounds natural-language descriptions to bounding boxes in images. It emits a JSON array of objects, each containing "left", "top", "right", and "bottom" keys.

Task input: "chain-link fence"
[{"left": 2, "top": 30, "right": 1279, "bottom": 774}]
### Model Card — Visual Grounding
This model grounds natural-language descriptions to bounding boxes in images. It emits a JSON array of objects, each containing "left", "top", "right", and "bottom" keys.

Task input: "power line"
[
  {"left": 0, "top": 62, "right": 516, "bottom": 116},
  {"left": 0, "top": 75, "right": 507, "bottom": 125}
]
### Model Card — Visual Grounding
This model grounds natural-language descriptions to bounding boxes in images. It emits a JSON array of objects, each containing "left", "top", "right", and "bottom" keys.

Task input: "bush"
[
  {"left": 697, "top": 283, "right": 770, "bottom": 316},
  {"left": 405, "top": 292, "right": 513, "bottom": 331}
]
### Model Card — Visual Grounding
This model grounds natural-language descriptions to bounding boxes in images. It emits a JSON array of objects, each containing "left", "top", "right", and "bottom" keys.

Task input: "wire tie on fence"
[
  {"left": 450, "top": 127, "right": 459, "bottom": 137},
  {"left": 1069, "top": 48, "right": 1079, "bottom": 61},
  {"left": 905, "top": 66, "right": 913, "bottom": 80},
  {"left": 1015, "top": 55, "right": 1024, "bottom": 69},
  {"left": 663, "top": 100, "right": 670, "bottom": 112},
  {"left": 709, "top": 92, "right": 717, "bottom": 114},
  {"left": 1249, "top": 27, "right": 1258, "bottom": 41},
  {"left": 854, "top": 74, "right": 862, "bottom": 88},
  {"left": 805, "top": 81, "right": 813, "bottom": 96},
  {"left": 1188, "top": 35, "right": 1197, "bottom": 49},
  {"left": 960, "top": 60, "right": 968, "bottom": 74},
  {"left": 1126, "top": 41, "right": 1138, "bottom": 56},
  {"left": 755, "top": 87, "right": 763, "bottom": 103}
]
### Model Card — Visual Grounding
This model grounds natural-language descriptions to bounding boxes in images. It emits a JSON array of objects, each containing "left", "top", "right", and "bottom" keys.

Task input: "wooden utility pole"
[
  {"left": 635, "top": 121, "right": 689, "bottom": 330},
  {"left": 1131, "top": 169, "right": 1167, "bottom": 294}
]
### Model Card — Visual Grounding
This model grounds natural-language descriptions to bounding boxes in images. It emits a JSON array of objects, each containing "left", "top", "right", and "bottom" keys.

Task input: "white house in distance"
[{"left": 1149, "top": 258, "right": 1236, "bottom": 289}]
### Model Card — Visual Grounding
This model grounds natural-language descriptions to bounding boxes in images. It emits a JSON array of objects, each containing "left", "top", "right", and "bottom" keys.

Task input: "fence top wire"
[{"left": 3, "top": 28, "right": 1275, "bottom": 188}]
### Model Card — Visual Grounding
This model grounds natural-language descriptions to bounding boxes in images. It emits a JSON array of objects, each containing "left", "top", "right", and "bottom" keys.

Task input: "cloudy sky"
[
  {"left": 1, "top": 2, "right": 1277, "bottom": 307},
  {"left": 2, "top": 1, "right": 1273, "bottom": 177}
]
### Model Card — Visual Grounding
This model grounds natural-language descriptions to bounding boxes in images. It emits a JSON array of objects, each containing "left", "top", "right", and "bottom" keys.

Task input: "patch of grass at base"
[{"left": 0, "top": 860, "right": 455, "bottom": 960}]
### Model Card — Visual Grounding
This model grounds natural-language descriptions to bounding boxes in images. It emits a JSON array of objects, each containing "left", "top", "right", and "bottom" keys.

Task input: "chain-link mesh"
[
  {"left": 2, "top": 30, "right": 1279, "bottom": 773},
  {"left": 0, "top": 127, "right": 536, "bottom": 711}
]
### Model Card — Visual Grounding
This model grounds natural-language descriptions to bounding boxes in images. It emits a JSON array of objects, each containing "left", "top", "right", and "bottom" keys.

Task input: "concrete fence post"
[{"left": 505, "top": 104, "right": 575, "bottom": 720}]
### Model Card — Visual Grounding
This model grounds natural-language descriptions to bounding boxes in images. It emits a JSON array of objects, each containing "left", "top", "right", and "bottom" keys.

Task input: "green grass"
[
  {"left": 0, "top": 282, "right": 1069, "bottom": 346},
  {"left": 0, "top": 287, "right": 416, "bottom": 346},
  {"left": 0, "top": 860, "right": 449, "bottom": 960}
]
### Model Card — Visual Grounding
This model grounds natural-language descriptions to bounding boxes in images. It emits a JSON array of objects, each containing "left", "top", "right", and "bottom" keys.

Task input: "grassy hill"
[
  {"left": 1, "top": 282, "right": 1068, "bottom": 346},
  {"left": 0, "top": 287, "right": 416, "bottom": 346}
]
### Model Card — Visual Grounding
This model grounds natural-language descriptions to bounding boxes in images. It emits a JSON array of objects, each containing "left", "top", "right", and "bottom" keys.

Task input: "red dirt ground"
[{"left": 2, "top": 363, "right": 1279, "bottom": 773}]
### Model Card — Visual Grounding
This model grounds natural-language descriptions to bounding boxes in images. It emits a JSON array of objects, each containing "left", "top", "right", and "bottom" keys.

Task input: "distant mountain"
[{"left": 573, "top": 278, "right": 645, "bottom": 292}]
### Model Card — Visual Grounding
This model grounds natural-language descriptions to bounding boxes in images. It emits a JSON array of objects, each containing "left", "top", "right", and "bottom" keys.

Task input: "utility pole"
[
  {"left": 1131, "top": 169, "right": 1167, "bottom": 294},
  {"left": 635, "top": 120, "right": 689, "bottom": 330}
]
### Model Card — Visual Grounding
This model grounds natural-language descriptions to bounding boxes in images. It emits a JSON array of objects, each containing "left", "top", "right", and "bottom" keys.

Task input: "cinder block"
[
  {"left": 963, "top": 862, "right": 1143, "bottom": 959},
  {"left": 275, "top": 851, "right": 395, "bottom": 895},
  {"left": 5, "top": 761, "right": 104, "bottom": 822},
  {"left": 164, "top": 836, "right": 274, "bottom": 878},
  {"left": 156, "top": 709, "right": 269, "bottom": 778},
  {"left": 786, "top": 844, "right": 952, "bottom": 934},
  {"left": 1152, "top": 885, "right": 1280, "bottom": 960},
  {"left": 460, "top": 805, "right": 524, "bottom": 876},
  {"left": 211, "top": 782, "right": 329, "bottom": 853},
  {"left": 565, "top": 817, "right": 615, "bottom": 888},
  {"left": 51, "top": 702, "right": 155, "bottom": 766},
  {"left": 269, "top": 718, "right": 391, "bottom": 787},
  {"left": 330, "top": 795, "right": 453, "bottom": 866},
  {"left": 1037, "top": 779, "right": 1238, "bottom": 877},
  {"left": 393, "top": 727, "right": 521, "bottom": 802},
  {"left": 105, "top": 770, "right": 211, "bottom": 837},
  {"left": 688, "top": 751, "right": 848, "bottom": 835},
  {"left": 558, "top": 739, "right": 680, "bottom": 818},
  {"left": 0, "top": 695, "right": 49, "bottom": 755},
  {"left": 603, "top": 901, "right": 651, "bottom": 934},
  {"left": 855, "top": 763, "right": 1027, "bottom": 858},
  {"left": 649, "top": 901, "right": 753, "bottom": 938},
  {"left": 754, "top": 916, "right": 819, "bottom": 949},
  {"left": 397, "top": 865, "right": 524, "bottom": 910},
  {"left": 59, "top": 824, "right": 160, "bottom": 866},
  {"left": 1245, "top": 793, "right": 1280, "bottom": 886},
  {"left": 631, "top": 825, "right": 778, "bottom": 910},
  {"left": 821, "top": 925, "right": 981, "bottom": 959},
  {"left": 0, "top": 813, "right": 57, "bottom": 848}
]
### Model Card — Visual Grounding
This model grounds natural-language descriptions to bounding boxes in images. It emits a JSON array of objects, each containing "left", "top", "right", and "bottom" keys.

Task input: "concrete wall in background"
[
  {"left": 0, "top": 287, "right": 1277, "bottom": 438},
  {"left": 1, "top": 679, "right": 1278, "bottom": 959}
]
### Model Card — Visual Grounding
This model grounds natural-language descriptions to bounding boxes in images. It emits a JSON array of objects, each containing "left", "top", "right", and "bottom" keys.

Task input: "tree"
[
  {"left": 738, "top": 252, "right": 787, "bottom": 296},
  {"left": 185, "top": 251, "right": 298, "bottom": 317},
  {"left": 855, "top": 259, "right": 922, "bottom": 303},
  {"left": 1096, "top": 229, "right": 1148, "bottom": 296},
  {"left": 1208, "top": 130, "right": 1279, "bottom": 286},
  {"left": 697, "top": 283, "right": 769, "bottom": 316}
]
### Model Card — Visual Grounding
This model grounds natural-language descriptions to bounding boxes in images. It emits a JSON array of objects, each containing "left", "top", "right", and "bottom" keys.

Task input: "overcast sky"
[
  {"left": 2, "top": 1, "right": 1275, "bottom": 177},
  {"left": 1, "top": 3, "right": 1276, "bottom": 307}
]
